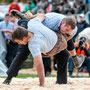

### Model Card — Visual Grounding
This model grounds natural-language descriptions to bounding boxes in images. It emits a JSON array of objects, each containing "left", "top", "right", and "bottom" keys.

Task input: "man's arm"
[
  {"left": 81, "top": 43, "right": 90, "bottom": 56},
  {"left": 36, "top": 13, "right": 45, "bottom": 22},
  {"left": 67, "top": 35, "right": 74, "bottom": 41},
  {"left": 2, "top": 29, "right": 13, "bottom": 34},
  {"left": 34, "top": 55, "right": 45, "bottom": 86}
]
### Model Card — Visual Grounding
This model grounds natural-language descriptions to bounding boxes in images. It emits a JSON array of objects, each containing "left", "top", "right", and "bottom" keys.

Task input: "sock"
[
  {"left": 72, "top": 55, "right": 76, "bottom": 58},
  {"left": 69, "top": 71, "right": 72, "bottom": 77}
]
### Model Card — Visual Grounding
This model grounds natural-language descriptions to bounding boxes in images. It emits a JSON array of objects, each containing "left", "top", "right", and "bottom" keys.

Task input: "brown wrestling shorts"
[{"left": 42, "top": 32, "right": 68, "bottom": 57}]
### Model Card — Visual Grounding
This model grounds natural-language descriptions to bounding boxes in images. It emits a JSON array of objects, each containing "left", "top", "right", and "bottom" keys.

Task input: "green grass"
[
  {"left": 17, "top": 73, "right": 57, "bottom": 78},
  {"left": 0, "top": 73, "right": 89, "bottom": 78},
  {"left": 69, "top": 75, "right": 90, "bottom": 78},
  {"left": 0, "top": 73, "right": 56, "bottom": 78},
  {"left": 16, "top": 73, "right": 38, "bottom": 78}
]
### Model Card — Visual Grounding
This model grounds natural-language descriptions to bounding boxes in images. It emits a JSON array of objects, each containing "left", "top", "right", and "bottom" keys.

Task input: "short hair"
[
  {"left": 5, "top": 13, "right": 9, "bottom": 17},
  {"left": 12, "top": 26, "right": 28, "bottom": 41},
  {"left": 63, "top": 17, "right": 76, "bottom": 29},
  {"left": 9, "top": 14, "right": 13, "bottom": 17}
]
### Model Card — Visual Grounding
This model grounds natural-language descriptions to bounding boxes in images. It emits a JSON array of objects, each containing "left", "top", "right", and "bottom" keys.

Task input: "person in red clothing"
[{"left": 8, "top": 0, "right": 20, "bottom": 14}]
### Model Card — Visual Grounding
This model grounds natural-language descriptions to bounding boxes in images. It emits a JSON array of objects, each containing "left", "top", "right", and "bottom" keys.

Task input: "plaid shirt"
[
  {"left": 43, "top": 12, "right": 77, "bottom": 36},
  {"left": 43, "top": 12, "right": 65, "bottom": 31}
]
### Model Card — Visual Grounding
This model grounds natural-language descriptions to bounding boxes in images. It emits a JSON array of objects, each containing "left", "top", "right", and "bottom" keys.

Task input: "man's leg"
[
  {"left": 3, "top": 44, "right": 30, "bottom": 84},
  {"left": 43, "top": 57, "right": 51, "bottom": 76},
  {"left": 3, "top": 10, "right": 30, "bottom": 84},
  {"left": 68, "top": 56, "right": 74, "bottom": 77},
  {"left": 6, "top": 41, "right": 18, "bottom": 68},
  {"left": 67, "top": 39, "right": 85, "bottom": 68},
  {"left": 82, "top": 57, "right": 90, "bottom": 77},
  {"left": 54, "top": 49, "right": 69, "bottom": 84}
]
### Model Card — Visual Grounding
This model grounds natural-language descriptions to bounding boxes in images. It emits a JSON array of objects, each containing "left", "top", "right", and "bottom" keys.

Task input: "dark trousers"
[
  {"left": 68, "top": 56, "right": 90, "bottom": 73},
  {"left": 54, "top": 49, "right": 69, "bottom": 84},
  {"left": 7, "top": 39, "right": 72, "bottom": 83},
  {"left": 7, "top": 46, "right": 69, "bottom": 84},
  {"left": 7, "top": 44, "right": 30, "bottom": 77},
  {"left": 6, "top": 41, "right": 18, "bottom": 68},
  {"left": 43, "top": 57, "right": 51, "bottom": 76}
]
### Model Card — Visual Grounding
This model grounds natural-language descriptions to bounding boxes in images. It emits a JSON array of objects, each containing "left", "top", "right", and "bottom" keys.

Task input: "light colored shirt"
[
  {"left": 0, "top": 21, "right": 13, "bottom": 39},
  {"left": 43, "top": 12, "right": 77, "bottom": 36},
  {"left": 12, "top": 19, "right": 18, "bottom": 30},
  {"left": 28, "top": 18, "right": 58, "bottom": 57}
]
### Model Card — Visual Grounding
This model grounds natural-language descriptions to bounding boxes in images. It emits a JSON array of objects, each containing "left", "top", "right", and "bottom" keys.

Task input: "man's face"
[
  {"left": 9, "top": 16, "right": 15, "bottom": 23},
  {"left": 60, "top": 21, "right": 72, "bottom": 34},
  {"left": 15, "top": 37, "right": 28, "bottom": 45},
  {"left": 80, "top": 17, "right": 84, "bottom": 22},
  {"left": 5, "top": 16, "right": 10, "bottom": 24}
]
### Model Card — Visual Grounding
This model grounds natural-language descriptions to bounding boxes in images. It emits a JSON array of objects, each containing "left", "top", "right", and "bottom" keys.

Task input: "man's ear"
[
  {"left": 23, "top": 37, "right": 27, "bottom": 40},
  {"left": 62, "top": 20, "right": 66, "bottom": 25}
]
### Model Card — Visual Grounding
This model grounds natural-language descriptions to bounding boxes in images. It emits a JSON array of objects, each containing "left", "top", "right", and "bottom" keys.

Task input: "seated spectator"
[
  {"left": 8, "top": 0, "right": 20, "bottom": 14},
  {"left": 68, "top": 37, "right": 90, "bottom": 77}
]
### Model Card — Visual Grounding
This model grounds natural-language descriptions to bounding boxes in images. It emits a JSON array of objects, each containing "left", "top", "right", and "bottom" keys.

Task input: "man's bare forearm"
[
  {"left": 2, "top": 30, "right": 13, "bottom": 34},
  {"left": 25, "top": 12, "right": 45, "bottom": 22},
  {"left": 67, "top": 35, "right": 74, "bottom": 41},
  {"left": 34, "top": 55, "right": 45, "bottom": 86}
]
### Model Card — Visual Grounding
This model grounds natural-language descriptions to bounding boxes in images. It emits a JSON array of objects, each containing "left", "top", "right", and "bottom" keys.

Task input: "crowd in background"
[{"left": 0, "top": 0, "right": 90, "bottom": 77}]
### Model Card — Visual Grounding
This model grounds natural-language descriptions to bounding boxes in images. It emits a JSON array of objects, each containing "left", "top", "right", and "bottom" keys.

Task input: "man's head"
[
  {"left": 60, "top": 17, "right": 76, "bottom": 34},
  {"left": 12, "top": 26, "right": 29, "bottom": 45},
  {"left": 4, "top": 13, "right": 10, "bottom": 24},
  {"left": 9, "top": 15, "right": 17, "bottom": 23},
  {"left": 13, "top": 0, "right": 18, "bottom": 5},
  {"left": 79, "top": 14, "right": 85, "bottom": 22}
]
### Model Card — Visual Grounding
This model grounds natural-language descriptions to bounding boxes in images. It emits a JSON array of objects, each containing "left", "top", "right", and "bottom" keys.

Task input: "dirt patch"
[{"left": 0, "top": 78, "right": 90, "bottom": 90}]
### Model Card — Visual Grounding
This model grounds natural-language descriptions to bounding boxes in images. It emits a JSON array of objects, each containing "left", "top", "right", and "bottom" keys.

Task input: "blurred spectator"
[
  {"left": 37, "top": 9, "right": 45, "bottom": 14},
  {"left": 77, "top": 14, "right": 89, "bottom": 35},
  {"left": 31, "top": 0, "right": 48, "bottom": 14},
  {"left": 0, "top": 13, "right": 14, "bottom": 68},
  {"left": 68, "top": 37, "right": 90, "bottom": 77},
  {"left": 5, "top": 15, "right": 19, "bottom": 68},
  {"left": 8, "top": 0, "right": 20, "bottom": 14},
  {"left": 76, "top": 27, "right": 90, "bottom": 45},
  {"left": 74, "top": 0, "right": 85, "bottom": 14},
  {"left": 0, "top": 31, "right": 8, "bottom": 77},
  {"left": 9, "top": 15, "right": 18, "bottom": 29},
  {"left": 87, "top": 11, "right": 90, "bottom": 24},
  {"left": 56, "top": 0, "right": 72, "bottom": 15},
  {"left": 46, "top": 1, "right": 53, "bottom": 13},
  {"left": 33, "top": 0, "right": 40, "bottom": 4},
  {"left": 73, "top": 14, "right": 89, "bottom": 42},
  {"left": 0, "top": 13, "right": 13, "bottom": 41},
  {"left": 84, "top": 0, "right": 90, "bottom": 13},
  {"left": 23, "top": 0, "right": 35, "bottom": 13}
]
